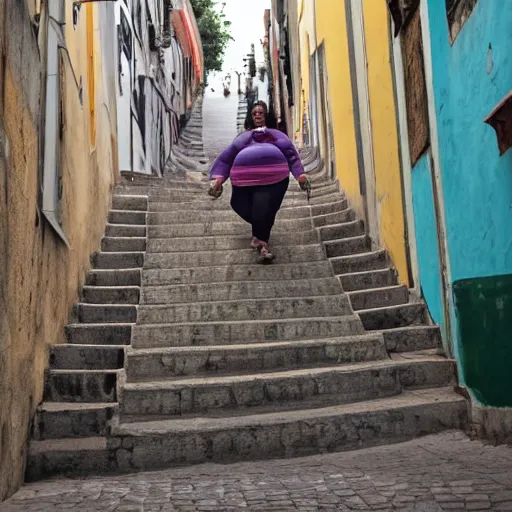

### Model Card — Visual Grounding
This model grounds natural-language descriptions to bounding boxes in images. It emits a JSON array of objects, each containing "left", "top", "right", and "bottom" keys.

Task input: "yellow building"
[
  {"left": 293, "top": 0, "right": 409, "bottom": 285},
  {"left": 0, "top": 0, "right": 118, "bottom": 500}
]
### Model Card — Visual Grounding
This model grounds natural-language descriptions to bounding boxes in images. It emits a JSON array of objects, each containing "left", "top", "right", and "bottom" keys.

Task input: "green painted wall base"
[
  {"left": 471, "top": 404, "right": 512, "bottom": 445},
  {"left": 453, "top": 274, "right": 512, "bottom": 407}
]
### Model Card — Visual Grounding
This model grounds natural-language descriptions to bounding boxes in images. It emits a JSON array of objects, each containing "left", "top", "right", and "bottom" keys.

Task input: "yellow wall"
[
  {"left": 362, "top": 0, "right": 409, "bottom": 285},
  {"left": 0, "top": 1, "right": 118, "bottom": 500},
  {"left": 297, "top": 0, "right": 313, "bottom": 146},
  {"left": 314, "top": 0, "right": 363, "bottom": 217}
]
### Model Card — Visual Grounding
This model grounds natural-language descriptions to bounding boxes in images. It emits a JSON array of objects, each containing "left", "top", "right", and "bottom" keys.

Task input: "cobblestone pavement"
[{"left": 2, "top": 432, "right": 512, "bottom": 511}]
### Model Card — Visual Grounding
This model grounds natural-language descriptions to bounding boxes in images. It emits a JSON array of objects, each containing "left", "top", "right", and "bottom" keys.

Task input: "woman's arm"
[
  {"left": 271, "top": 130, "right": 305, "bottom": 180},
  {"left": 209, "top": 132, "right": 251, "bottom": 182}
]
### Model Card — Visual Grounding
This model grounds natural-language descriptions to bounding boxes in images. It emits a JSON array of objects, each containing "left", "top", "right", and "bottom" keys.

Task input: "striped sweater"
[{"left": 209, "top": 128, "right": 304, "bottom": 187}]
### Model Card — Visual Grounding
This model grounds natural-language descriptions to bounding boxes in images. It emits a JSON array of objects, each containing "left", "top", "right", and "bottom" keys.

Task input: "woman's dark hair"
[{"left": 244, "top": 100, "right": 277, "bottom": 130}]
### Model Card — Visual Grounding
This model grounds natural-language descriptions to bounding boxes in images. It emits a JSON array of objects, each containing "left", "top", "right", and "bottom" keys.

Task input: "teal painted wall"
[
  {"left": 427, "top": 0, "right": 512, "bottom": 281},
  {"left": 411, "top": 152, "right": 444, "bottom": 335},
  {"left": 425, "top": 0, "right": 512, "bottom": 405}
]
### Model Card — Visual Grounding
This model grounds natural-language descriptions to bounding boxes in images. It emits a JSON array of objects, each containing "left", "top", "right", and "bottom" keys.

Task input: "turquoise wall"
[
  {"left": 426, "top": 0, "right": 512, "bottom": 281},
  {"left": 425, "top": 0, "right": 512, "bottom": 405},
  {"left": 411, "top": 152, "right": 444, "bottom": 334}
]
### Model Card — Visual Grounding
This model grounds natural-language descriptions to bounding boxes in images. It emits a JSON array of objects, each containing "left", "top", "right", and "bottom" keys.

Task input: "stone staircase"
[
  {"left": 32, "top": 189, "right": 148, "bottom": 439},
  {"left": 26, "top": 99, "right": 467, "bottom": 481},
  {"left": 237, "top": 97, "right": 247, "bottom": 133}
]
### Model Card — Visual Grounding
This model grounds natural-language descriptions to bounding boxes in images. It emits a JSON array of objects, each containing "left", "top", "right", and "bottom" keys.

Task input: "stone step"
[
  {"left": 65, "top": 323, "right": 132, "bottom": 346},
  {"left": 114, "top": 186, "right": 205, "bottom": 199},
  {"left": 310, "top": 200, "right": 348, "bottom": 217},
  {"left": 44, "top": 370, "right": 118, "bottom": 402},
  {"left": 117, "top": 177, "right": 204, "bottom": 190},
  {"left": 112, "top": 195, "right": 148, "bottom": 211},
  {"left": 147, "top": 219, "right": 314, "bottom": 239},
  {"left": 32, "top": 403, "right": 117, "bottom": 440},
  {"left": 85, "top": 269, "right": 141, "bottom": 287},
  {"left": 171, "top": 152, "right": 209, "bottom": 171},
  {"left": 141, "top": 277, "right": 342, "bottom": 304},
  {"left": 75, "top": 304, "right": 138, "bottom": 323},
  {"left": 173, "top": 144, "right": 208, "bottom": 162},
  {"left": 121, "top": 358, "right": 456, "bottom": 418},
  {"left": 105, "top": 224, "right": 147, "bottom": 238},
  {"left": 318, "top": 220, "right": 365, "bottom": 241},
  {"left": 50, "top": 345, "right": 125, "bottom": 370},
  {"left": 176, "top": 148, "right": 206, "bottom": 159},
  {"left": 330, "top": 250, "right": 388, "bottom": 275},
  {"left": 339, "top": 268, "right": 396, "bottom": 292},
  {"left": 146, "top": 195, "right": 346, "bottom": 215},
  {"left": 382, "top": 326, "right": 443, "bottom": 353},
  {"left": 101, "top": 237, "right": 147, "bottom": 252},
  {"left": 144, "top": 245, "right": 326, "bottom": 269},
  {"left": 312, "top": 209, "right": 356, "bottom": 227},
  {"left": 137, "top": 295, "right": 352, "bottom": 325},
  {"left": 82, "top": 285, "right": 140, "bottom": 304},
  {"left": 148, "top": 197, "right": 315, "bottom": 213},
  {"left": 288, "top": 180, "right": 338, "bottom": 195},
  {"left": 182, "top": 127, "right": 202, "bottom": 136},
  {"left": 179, "top": 136, "right": 203, "bottom": 147},
  {"left": 142, "top": 260, "right": 334, "bottom": 286},
  {"left": 359, "top": 303, "right": 427, "bottom": 331},
  {"left": 25, "top": 388, "right": 467, "bottom": 481},
  {"left": 131, "top": 315, "right": 364, "bottom": 349},
  {"left": 170, "top": 159, "right": 208, "bottom": 175},
  {"left": 324, "top": 235, "right": 370, "bottom": 258},
  {"left": 144, "top": 244, "right": 325, "bottom": 269},
  {"left": 108, "top": 210, "right": 147, "bottom": 225},
  {"left": 147, "top": 212, "right": 314, "bottom": 229},
  {"left": 305, "top": 182, "right": 340, "bottom": 198},
  {"left": 125, "top": 334, "right": 388, "bottom": 380},
  {"left": 348, "top": 285, "right": 410, "bottom": 311},
  {"left": 150, "top": 194, "right": 313, "bottom": 210},
  {"left": 308, "top": 192, "right": 345, "bottom": 206},
  {"left": 93, "top": 252, "right": 144, "bottom": 269},
  {"left": 147, "top": 232, "right": 319, "bottom": 252}
]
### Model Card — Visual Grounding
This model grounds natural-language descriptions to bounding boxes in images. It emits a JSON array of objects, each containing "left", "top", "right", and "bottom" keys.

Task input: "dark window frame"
[{"left": 446, "top": 0, "right": 478, "bottom": 43}]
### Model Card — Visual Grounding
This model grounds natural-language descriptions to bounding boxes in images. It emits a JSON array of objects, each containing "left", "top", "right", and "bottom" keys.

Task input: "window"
[
  {"left": 446, "top": 0, "right": 478, "bottom": 42},
  {"left": 400, "top": 5, "right": 430, "bottom": 166}
]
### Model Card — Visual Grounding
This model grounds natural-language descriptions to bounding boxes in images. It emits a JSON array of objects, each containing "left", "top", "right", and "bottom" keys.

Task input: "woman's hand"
[
  {"left": 208, "top": 177, "right": 224, "bottom": 199},
  {"left": 298, "top": 174, "right": 311, "bottom": 191}
]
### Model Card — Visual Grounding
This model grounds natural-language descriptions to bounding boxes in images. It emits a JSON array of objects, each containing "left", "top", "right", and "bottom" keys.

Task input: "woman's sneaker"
[
  {"left": 258, "top": 243, "right": 274, "bottom": 264},
  {"left": 250, "top": 237, "right": 263, "bottom": 250}
]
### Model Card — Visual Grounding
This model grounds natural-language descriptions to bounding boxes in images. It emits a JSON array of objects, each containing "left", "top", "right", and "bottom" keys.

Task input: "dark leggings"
[{"left": 230, "top": 177, "right": 289, "bottom": 243}]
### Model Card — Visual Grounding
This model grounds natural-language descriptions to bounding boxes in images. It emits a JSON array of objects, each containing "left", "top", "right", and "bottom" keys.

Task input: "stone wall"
[{"left": 0, "top": 0, "right": 118, "bottom": 500}]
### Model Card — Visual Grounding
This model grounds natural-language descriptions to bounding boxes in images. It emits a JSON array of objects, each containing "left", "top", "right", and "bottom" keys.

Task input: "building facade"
[
  {"left": 0, "top": 0, "right": 202, "bottom": 501},
  {"left": 268, "top": 0, "right": 512, "bottom": 437},
  {"left": 116, "top": 0, "right": 203, "bottom": 175}
]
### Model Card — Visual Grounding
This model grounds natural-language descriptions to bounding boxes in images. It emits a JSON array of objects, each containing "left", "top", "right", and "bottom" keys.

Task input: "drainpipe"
[{"left": 42, "top": 0, "right": 69, "bottom": 246}]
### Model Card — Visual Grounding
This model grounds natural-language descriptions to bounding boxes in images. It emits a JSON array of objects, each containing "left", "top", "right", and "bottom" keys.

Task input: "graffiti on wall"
[{"left": 116, "top": 0, "right": 186, "bottom": 175}]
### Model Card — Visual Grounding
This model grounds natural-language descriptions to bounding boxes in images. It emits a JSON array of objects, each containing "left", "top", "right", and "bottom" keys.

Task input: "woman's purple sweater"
[{"left": 209, "top": 128, "right": 304, "bottom": 187}]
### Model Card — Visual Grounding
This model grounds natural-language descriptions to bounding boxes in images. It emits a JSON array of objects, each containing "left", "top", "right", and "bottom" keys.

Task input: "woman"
[{"left": 209, "top": 101, "right": 310, "bottom": 263}]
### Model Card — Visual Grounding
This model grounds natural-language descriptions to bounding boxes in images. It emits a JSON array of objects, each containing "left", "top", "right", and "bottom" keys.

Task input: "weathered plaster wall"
[
  {"left": 425, "top": 0, "right": 512, "bottom": 406},
  {"left": 0, "top": 1, "right": 118, "bottom": 500},
  {"left": 315, "top": 0, "right": 362, "bottom": 217},
  {"left": 427, "top": 0, "right": 512, "bottom": 283},
  {"left": 361, "top": 0, "right": 409, "bottom": 286}
]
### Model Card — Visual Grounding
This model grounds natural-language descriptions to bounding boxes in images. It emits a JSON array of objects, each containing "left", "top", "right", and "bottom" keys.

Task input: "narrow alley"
[{"left": 1, "top": 0, "right": 512, "bottom": 511}]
